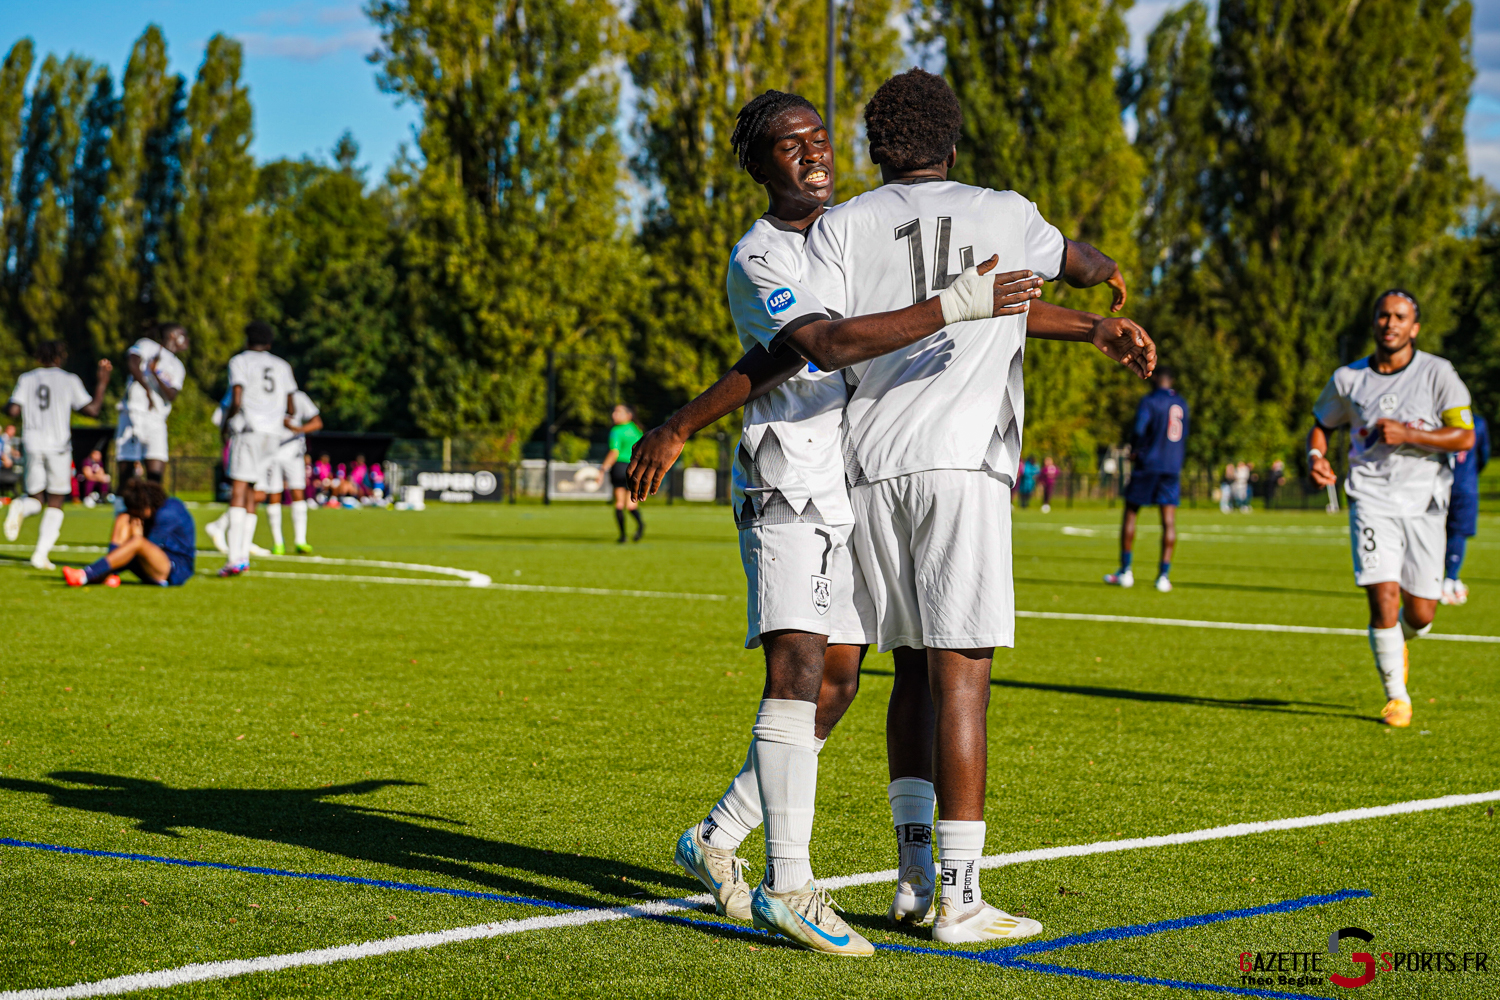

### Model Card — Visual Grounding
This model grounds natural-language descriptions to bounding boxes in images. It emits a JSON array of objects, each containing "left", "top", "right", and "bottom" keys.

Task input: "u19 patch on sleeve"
[{"left": 766, "top": 287, "right": 796, "bottom": 315}]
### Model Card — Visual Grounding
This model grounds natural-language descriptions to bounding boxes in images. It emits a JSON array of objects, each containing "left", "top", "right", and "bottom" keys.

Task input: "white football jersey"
[
  {"left": 1313, "top": 350, "right": 1473, "bottom": 517},
  {"left": 122, "top": 338, "right": 185, "bottom": 416},
  {"left": 227, "top": 350, "right": 297, "bottom": 435},
  {"left": 726, "top": 215, "right": 853, "bottom": 528},
  {"left": 280, "top": 390, "right": 320, "bottom": 450},
  {"left": 9, "top": 367, "right": 92, "bottom": 452},
  {"left": 804, "top": 179, "right": 1065, "bottom": 485}
]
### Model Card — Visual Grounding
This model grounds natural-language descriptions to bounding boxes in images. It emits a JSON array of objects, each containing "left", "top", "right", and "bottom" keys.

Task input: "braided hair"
[{"left": 730, "top": 90, "right": 820, "bottom": 169}]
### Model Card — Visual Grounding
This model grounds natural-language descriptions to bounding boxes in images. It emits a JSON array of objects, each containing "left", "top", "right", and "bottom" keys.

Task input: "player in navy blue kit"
[
  {"left": 1440, "top": 414, "right": 1489, "bottom": 605},
  {"left": 1106, "top": 367, "right": 1189, "bottom": 592},
  {"left": 63, "top": 478, "right": 196, "bottom": 588}
]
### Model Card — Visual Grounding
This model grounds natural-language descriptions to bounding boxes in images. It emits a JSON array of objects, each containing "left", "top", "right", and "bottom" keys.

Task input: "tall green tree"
[
  {"left": 629, "top": 0, "right": 901, "bottom": 421},
  {"left": 1209, "top": 0, "right": 1473, "bottom": 451},
  {"left": 86, "top": 25, "right": 184, "bottom": 364},
  {"left": 155, "top": 33, "right": 257, "bottom": 388},
  {"left": 367, "top": 0, "right": 642, "bottom": 453},
  {"left": 0, "top": 39, "right": 34, "bottom": 382},
  {"left": 926, "top": 0, "right": 1144, "bottom": 463},
  {"left": 13, "top": 54, "right": 109, "bottom": 353},
  {"left": 256, "top": 135, "right": 408, "bottom": 433},
  {"left": 1447, "top": 192, "right": 1500, "bottom": 424}
]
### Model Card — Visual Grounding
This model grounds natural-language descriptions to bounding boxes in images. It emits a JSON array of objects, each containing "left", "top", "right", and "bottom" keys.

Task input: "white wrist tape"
[{"left": 938, "top": 265, "right": 995, "bottom": 325}]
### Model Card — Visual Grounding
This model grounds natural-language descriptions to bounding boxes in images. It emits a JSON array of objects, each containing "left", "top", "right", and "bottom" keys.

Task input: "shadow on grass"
[
  {"left": 0, "top": 772, "right": 699, "bottom": 909},
  {"left": 860, "top": 668, "right": 1379, "bottom": 722}
]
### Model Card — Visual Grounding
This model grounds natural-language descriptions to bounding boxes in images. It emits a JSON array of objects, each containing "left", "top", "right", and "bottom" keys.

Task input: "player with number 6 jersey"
[{"left": 1309, "top": 289, "right": 1474, "bottom": 728}]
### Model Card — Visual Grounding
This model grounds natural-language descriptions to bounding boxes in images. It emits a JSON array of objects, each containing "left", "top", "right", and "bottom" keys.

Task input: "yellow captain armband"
[{"left": 1442, "top": 406, "right": 1475, "bottom": 430}]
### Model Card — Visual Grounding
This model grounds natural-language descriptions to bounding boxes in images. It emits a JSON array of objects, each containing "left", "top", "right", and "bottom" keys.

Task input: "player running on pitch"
[
  {"left": 4, "top": 342, "right": 112, "bottom": 569},
  {"left": 1105, "top": 366, "right": 1189, "bottom": 592},
  {"left": 1308, "top": 290, "right": 1475, "bottom": 728},
  {"left": 115, "top": 323, "right": 188, "bottom": 485},
  {"left": 219, "top": 321, "right": 297, "bottom": 577},
  {"left": 802, "top": 68, "right": 1155, "bottom": 943},
  {"left": 651, "top": 89, "right": 1046, "bottom": 957},
  {"left": 63, "top": 477, "right": 195, "bottom": 588}
]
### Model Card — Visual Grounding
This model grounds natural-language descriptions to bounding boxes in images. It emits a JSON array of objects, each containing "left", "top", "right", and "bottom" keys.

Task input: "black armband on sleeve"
[{"left": 769, "top": 312, "right": 831, "bottom": 352}]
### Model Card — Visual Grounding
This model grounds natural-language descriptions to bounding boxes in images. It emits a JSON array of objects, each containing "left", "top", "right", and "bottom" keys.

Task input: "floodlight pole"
[{"left": 826, "top": 0, "right": 836, "bottom": 205}]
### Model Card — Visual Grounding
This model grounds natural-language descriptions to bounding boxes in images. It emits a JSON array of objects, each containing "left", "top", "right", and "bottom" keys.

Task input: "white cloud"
[{"left": 237, "top": 27, "right": 379, "bottom": 61}]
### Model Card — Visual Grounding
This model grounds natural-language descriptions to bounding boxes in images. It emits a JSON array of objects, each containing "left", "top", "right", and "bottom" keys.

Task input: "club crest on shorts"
[
  {"left": 811, "top": 574, "right": 832, "bottom": 615},
  {"left": 1361, "top": 550, "right": 1381, "bottom": 570},
  {"left": 1379, "top": 393, "right": 1398, "bottom": 414}
]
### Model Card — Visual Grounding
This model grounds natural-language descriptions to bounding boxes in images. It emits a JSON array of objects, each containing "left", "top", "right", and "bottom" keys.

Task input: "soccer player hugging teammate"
[
  {"left": 4, "top": 342, "right": 112, "bottom": 569},
  {"left": 63, "top": 478, "right": 195, "bottom": 588},
  {"left": 1309, "top": 290, "right": 1475, "bottom": 728},
  {"left": 634, "top": 88, "right": 1042, "bottom": 956},
  {"left": 219, "top": 321, "right": 299, "bottom": 577},
  {"left": 115, "top": 323, "right": 189, "bottom": 485},
  {"left": 264, "top": 388, "right": 322, "bottom": 554},
  {"left": 801, "top": 68, "right": 1155, "bottom": 943}
]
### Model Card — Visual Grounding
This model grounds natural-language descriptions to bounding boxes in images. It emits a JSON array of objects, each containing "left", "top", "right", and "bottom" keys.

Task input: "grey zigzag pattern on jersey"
[{"left": 735, "top": 427, "right": 828, "bottom": 528}]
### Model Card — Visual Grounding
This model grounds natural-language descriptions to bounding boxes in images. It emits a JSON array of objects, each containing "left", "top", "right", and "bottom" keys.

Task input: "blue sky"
[{"left": 3, "top": 0, "right": 1497, "bottom": 182}]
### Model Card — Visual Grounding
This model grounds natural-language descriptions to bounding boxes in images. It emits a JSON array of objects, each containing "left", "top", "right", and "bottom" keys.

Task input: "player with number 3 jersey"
[{"left": 1309, "top": 289, "right": 1474, "bottom": 728}]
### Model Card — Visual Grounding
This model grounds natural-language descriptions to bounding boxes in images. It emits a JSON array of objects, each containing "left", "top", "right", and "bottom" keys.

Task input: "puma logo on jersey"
[{"left": 747, "top": 253, "right": 770, "bottom": 264}]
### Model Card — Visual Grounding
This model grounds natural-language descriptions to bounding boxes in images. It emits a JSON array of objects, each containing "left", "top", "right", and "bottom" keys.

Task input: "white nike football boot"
[
  {"left": 3, "top": 500, "right": 21, "bottom": 541},
  {"left": 933, "top": 900, "right": 1043, "bottom": 943},
  {"left": 673, "top": 824, "right": 751, "bottom": 920},
  {"left": 248, "top": 541, "right": 272, "bottom": 557},
  {"left": 750, "top": 881, "right": 873, "bottom": 956},
  {"left": 1104, "top": 569, "right": 1134, "bottom": 588},
  {"left": 29, "top": 553, "right": 55, "bottom": 571},
  {"left": 887, "top": 860, "right": 936, "bottom": 926}
]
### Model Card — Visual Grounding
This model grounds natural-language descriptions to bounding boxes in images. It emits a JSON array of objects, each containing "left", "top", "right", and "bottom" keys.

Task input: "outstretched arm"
[
  {"left": 627, "top": 345, "right": 805, "bottom": 501},
  {"left": 79, "top": 359, "right": 114, "bottom": 418},
  {"left": 1062, "top": 238, "right": 1127, "bottom": 311},
  {"left": 1026, "top": 300, "right": 1155, "bottom": 379}
]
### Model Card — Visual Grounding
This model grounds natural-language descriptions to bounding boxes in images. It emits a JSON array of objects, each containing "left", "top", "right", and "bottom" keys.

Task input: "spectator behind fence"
[
  {"left": 1018, "top": 456, "right": 1038, "bottom": 509},
  {"left": 349, "top": 455, "right": 368, "bottom": 497},
  {"left": 79, "top": 449, "right": 111, "bottom": 505},
  {"left": 367, "top": 460, "right": 385, "bottom": 499},
  {"left": 1041, "top": 455, "right": 1059, "bottom": 512},
  {"left": 0, "top": 424, "right": 18, "bottom": 496}
]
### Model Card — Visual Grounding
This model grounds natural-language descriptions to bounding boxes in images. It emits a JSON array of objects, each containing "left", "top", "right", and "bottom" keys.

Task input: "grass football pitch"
[{"left": 1, "top": 499, "right": 1497, "bottom": 998}]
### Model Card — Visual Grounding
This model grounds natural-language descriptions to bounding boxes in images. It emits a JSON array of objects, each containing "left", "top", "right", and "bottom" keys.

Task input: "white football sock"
[
  {"left": 752, "top": 698, "right": 818, "bottom": 891},
  {"left": 704, "top": 743, "right": 760, "bottom": 850},
  {"left": 936, "top": 819, "right": 986, "bottom": 912},
  {"left": 19, "top": 496, "right": 42, "bottom": 519},
  {"left": 889, "top": 777, "right": 936, "bottom": 884},
  {"left": 267, "top": 504, "right": 284, "bottom": 547},
  {"left": 290, "top": 500, "right": 308, "bottom": 545},
  {"left": 207, "top": 511, "right": 229, "bottom": 536},
  {"left": 1368, "top": 625, "right": 1408, "bottom": 701},
  {"left": 34, "top": 507, "right": 64, "bottom": 559},
  {"left": 227, "top": 506, "right": 247, "bottom": 565},
  {"left": 1398, "top": 609, "right": 1431, "bottom": 642}
]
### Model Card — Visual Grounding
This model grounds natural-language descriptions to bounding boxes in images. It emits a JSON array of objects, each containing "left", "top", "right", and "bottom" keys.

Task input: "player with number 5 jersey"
[
  {"left": 1309, "top": 289, "right": 1474, "bottom": 728},
  {"left": 220, "top": 321, "right": 298, "bottom": 576}
]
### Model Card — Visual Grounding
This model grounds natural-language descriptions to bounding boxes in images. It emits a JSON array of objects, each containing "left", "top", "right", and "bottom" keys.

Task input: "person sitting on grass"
[
  {"left": 79, "top": 449, "right": 111, "bottom": 504},
  {"left": 63, "top": 478, "right": 196, "bottom": 588}
]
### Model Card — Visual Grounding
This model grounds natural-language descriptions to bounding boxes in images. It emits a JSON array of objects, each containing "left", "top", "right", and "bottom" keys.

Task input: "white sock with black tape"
[
  {"left": 752, "top": 699, "right": 818, "bottom": 890},
  {"left": 1368, "top": 624, "right": 1408, "bottom": 701},
  {"left": 889, "top": 778, "right": 936, "bottom": 884},
  {"left": 936, "top": 819, "right": 987, "bottom": 913}
]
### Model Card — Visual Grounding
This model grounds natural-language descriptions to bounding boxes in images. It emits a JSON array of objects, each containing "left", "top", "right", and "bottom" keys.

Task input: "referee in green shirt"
[{"left": 602, "top": 404, "right": 645, "bottom": 543}]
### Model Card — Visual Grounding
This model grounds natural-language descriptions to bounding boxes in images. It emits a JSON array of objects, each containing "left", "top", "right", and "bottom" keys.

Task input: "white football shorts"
[
  {"left": 228, "top": 431, "right": 279, "bottom": 485},
  {"left": 24, "top": 448, "right": 73, "bottom": 496},
  {"left": 1348, "top": 501, "right": 1445, "bottom": 600},
  {"left": 115, "top": 409, "right": 169, "bottom": 463},
  {"left": 261, "top": 444, "right": 308, "bottom": 494},
  {"left": 739, "top": 521, "right": 874, "bottom": 649},
  {"left": 851, "top": 468, "right": 1015, "bottom": 652}
]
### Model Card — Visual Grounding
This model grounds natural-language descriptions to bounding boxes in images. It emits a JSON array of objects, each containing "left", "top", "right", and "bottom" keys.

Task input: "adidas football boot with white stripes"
[
  {"left": 933, "top": 900, "right": 1043, "bottom": 944},
  {"left": 750, "top": 881, "right": 874, "bottom": 956},
  {"left": 673, "top": 824, "right": 751, "bottom": 920}
]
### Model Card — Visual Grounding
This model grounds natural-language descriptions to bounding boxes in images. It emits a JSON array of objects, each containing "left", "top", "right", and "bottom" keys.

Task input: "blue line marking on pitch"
[{"left": 0, "top": 837, "right": 584, "bottom": 911}]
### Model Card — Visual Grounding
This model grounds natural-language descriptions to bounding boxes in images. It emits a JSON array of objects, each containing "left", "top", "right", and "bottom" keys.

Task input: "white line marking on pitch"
[
  {"left": 1013, "top": 609, "right": 1500, "bottom": 644},
  {"left": 10, "top": 789, "right": 1497, "bottom": 999}
]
